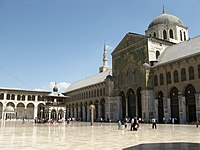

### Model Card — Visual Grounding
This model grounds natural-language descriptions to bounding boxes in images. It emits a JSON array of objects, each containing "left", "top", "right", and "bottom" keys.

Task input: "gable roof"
[
  {"left": 155, "top": 35, "right": 200, "bottom": 66},
  {"left": 65, "top": 68, "right": 112, "bottom": 92}
]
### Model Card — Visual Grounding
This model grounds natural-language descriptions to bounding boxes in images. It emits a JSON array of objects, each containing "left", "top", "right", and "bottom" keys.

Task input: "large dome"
[{"left": 148, "top": 13, "right": 184, "bottom": 29}]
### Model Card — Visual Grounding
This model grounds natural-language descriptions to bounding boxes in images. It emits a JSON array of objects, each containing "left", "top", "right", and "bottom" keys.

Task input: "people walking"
[
  {"left": 130, "top": 117, "right": 139, "bottom": 131},
  {"left": 195, "top": 120, "right": 199, "bottom": 128},
  {"left": 152, "top": 117, "right": 157, "bottom": 129}
]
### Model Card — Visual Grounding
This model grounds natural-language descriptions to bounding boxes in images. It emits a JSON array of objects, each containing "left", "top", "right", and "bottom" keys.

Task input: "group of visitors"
[{"left": 118, "top": 116, "right": 157, "bottom": 131}]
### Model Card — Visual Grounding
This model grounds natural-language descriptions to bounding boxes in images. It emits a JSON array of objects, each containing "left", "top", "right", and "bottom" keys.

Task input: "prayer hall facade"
[{"left": 1, "top": 9, "right": 200, "bottom": 123}]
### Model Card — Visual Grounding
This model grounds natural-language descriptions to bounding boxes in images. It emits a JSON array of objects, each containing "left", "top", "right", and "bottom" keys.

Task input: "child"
[{"left": 195, "top": 120, "right": 199, "bottom": 128}]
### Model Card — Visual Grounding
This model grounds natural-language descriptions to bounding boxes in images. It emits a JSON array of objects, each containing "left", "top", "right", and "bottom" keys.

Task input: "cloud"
[{"left": 50, "top": 81, "right": 71, "bottom": 92}]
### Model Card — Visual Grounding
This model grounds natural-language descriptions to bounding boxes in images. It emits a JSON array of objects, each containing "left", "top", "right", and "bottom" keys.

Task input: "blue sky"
[{"left": 0, "top": 0, "right": 199, "bottom": 92}]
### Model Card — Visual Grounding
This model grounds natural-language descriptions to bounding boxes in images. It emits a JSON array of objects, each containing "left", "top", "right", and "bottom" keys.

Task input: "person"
[
  {"left": 130, "top": 117, "right": 139, "bottom": 131},
  {"left": 195, "top": 120, "right": 199, "bottom": 128},
  {"left": 152, "top": 117, "right": 157, "bottom": 129},
  {"left": 118, "top": 120, "right": 122, "bottom": 130}
]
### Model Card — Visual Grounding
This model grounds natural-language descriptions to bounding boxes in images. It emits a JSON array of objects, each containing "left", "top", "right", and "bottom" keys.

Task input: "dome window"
[
  {"left": 163, "top": 30, "right": 167, "bottom": 39},
  {"left": 184, "top": 31, "right": 186, "bottom": 41},
  {"left": 169, "top": 29, "right": 173, "bottom": 39},
  {"left": 180, "top": 30, "right": 183, "bottom": 41}
]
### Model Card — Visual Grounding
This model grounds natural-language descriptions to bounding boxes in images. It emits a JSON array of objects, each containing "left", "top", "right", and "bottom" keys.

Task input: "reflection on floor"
[{"left": 0, "top": 121, "right": 200, "bottom": 150}]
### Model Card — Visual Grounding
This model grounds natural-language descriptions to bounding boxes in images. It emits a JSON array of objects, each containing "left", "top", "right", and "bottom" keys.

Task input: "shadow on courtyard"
[{"left": 123, "top": 142, "right": 200, "bottom": 150}]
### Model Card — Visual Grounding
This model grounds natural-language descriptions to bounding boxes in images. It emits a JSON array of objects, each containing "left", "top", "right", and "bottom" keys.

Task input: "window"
[
  {"left": 103, "top": 88, "right": 105, "bottom": 96},
  {"left": 17, "top": 95, "right": 21, "bottom": 100},
  {"left": 174, "top": 70, "right": 179, "bottom": 83},
  {"left": 156, "top": 51, "right": 160, "bottom": 59},
  {"left": 184, "top": 31, "right": 186, "bottom": 41},
  {"left": 160, "top": 74, "right": 164, "bottom": 85},
  {"left": 180, "top": 30, "right": 183, "bottom": 41},
  {"left": 153, "top": 32, "right": 156, "bottom": 38},
  {"left": 154, "top": 75, "right": 158, "bottom": 86},
  {"left": 166, "top": 72, "right": 171, "bottom": 84},
  {"left": 100, "top": 89, "right": 102, "bottom": 96},
  {"left": 189, "top": 66, "right": 194, "bottom": 80},
  {"left": 169, "top": 29, "right": 173, "bottom": 39},
  {"left": 198, "top": 64, "right": 200, "bottom": 78},
  {"left": 28, "top": 95, "right": 31, "bottom": 101},
  {"left": 6, "top": 94, "right": 10, "bottom": 100},
  {"left": 163, "top": 30, "right": 167, "bottom": 39},
  {"left": 181, "top": 68, "right": 186, "bottom": 81},
  {"left": 32, "top": 95, "right": 35, "bottom": 101},
  {"left": 0, "top": 93, "right": 4, "bottom": 99},
  {"left": 11, "top": 94, "right": 15, "bottom": 100},
  {"left": 97, "top": 89, "right": 99, "bottom": 97},
  {"left": 22, "top": 95, "right": 25, "bottom": 101}
]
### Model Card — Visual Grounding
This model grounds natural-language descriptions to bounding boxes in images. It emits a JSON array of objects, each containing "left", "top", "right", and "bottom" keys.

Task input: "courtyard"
[{"left": 0, "top": 121, "right": 200, "bottom": 150}]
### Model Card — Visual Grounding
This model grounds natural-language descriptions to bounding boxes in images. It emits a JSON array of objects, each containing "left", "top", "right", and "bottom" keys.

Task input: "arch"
[
  {"left": 184, "top": 31, "right": 186, "bottom": 41},
  {"left": 169, "top": 29, "right": 173, "bottom": 39},
  {"left": 158, "top": 91, "right": 164, "bottom": 123},
  {"left": 159, "top": 73, "right": 164, "bottom": 85},
  {"left": 154, "top": 75, "right": 158, "bottom": 86},
  {"left": 137, "top": 87, "right": 142, "bottom": 118},
  {"left": 16, "top": 103, "right": 25, "bottom": 119},
  {"left": 163, "top": 30, "right": 167, "bottom": 39},
  {"left": 22, "top": 95, "right": 25, "bottom": 101},
  {"left": 189, "top": 66, "right": 194, "bottom": 80},
  {"left": 27, "top": 103, "right": 34, "bottom": 119},
  {"left": 156, "top": 51, "right": 160, "bottom": 59},
  {"left": 6, "top": 102, "right": 15, "bottom": 107},
  {"left": 100, "top": 98, "right": 105, "bottom": 121},
  {"left": 153, "top": 32, "right": 156, "bottom": 38},
  {"left": 166, "top": 72, "right": 171, "bottom": 84},
  {"left": 185, "top": 84, "right": 196, "bottom": 122},
  {"left": 174, "top": 70, "right": 179, "bottom": 83},
  {"left": 0, "top": 102, "right": 3, "bottom": 119},
  {"left": 17, "top": 95, "right": 21, "bottom": 101},
  {"left": 58, "top": 109, "right": 64, "bottom": 120},
  {"left": 198, "top": 64, "right": 200, "bottom": 78},
  {"left": 181, "top": 68, "right": 186, "bottom": 81},
  {"left": 127, "top": 89, "right": 136, "bottom": 118},
  {"left": 38, "top": 103, "right": 45, "bottom": 119},
  {"left": 0, "top": 93, "right": 4, "bottom": 100},
  {"left": 94, "top": 100, "right": 99, "bottom": 121},
  {"left": 75, "top": 103, "right": 78, "bottom": 119},
  {"left": 180, "top": 30, "right": 183, "bottom": 41},
  {"left": 11, "top": 94, "right": 15, "bottom": 100},
  {"left": 28, "top": 95, "right": 31, "bottom": 101},
  {"left": 6, "top": 94, "right": 10, "bottom": 100},
  {"left": 79, "top": 102, "right": 83, "bottom": 121},
  {"left": 170, "top": 87, "right": 179, "bottom": 123},
  {"left": 51, "top": 109, "right": 57, "bottom": 120},
  {"left": 5, "top": 102, "right": 15, "bottom": 120},
  {"left": 119, "top": 91, "right": 126, "bottom": 119},
  {"left": 84, "top": 102, "right": 88, "bottom": 121}
]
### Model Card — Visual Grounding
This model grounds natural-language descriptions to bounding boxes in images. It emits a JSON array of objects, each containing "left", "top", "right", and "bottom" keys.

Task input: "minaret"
[
  {"left": 162, "top": 5, "right": 166, "bottom": 14},
  {"left": 103, "top": 43, "right": 108, "bottom": 67},
  {"left": 99, "top": 43, "right": 110, "bottom": 73}
]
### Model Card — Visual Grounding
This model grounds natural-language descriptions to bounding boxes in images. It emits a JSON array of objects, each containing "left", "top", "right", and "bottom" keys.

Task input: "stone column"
[
  {"left": 34, "top": 106, "right": 38, "bottom": 119},
  {"left": 125, "top": 97, "right": 128, "bottom": 117}
]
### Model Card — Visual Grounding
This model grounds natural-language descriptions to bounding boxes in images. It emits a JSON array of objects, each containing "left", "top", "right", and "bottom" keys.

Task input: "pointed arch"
[
  {"left": 170, "top": 87, "right": 179, "bottom": 123},
  {"left": 158, "top": 91, "right": 164, "bottom": 123}
]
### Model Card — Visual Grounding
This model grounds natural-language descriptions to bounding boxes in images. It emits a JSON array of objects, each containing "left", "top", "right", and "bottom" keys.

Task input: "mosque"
[{"left": 0, "top": 8, "right": 200, "bottom": 124}]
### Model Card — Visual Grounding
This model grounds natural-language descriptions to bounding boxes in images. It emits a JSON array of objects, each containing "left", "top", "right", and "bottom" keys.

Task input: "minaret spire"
[
  {"left": 162, "top": 5, "right": 166, "bottom": 14},
  {"left": 103, "top": 43, "right": 108, "bottom": 67},
  {"left": 99, "top": 43, "right": 110, "bottom": 73}
]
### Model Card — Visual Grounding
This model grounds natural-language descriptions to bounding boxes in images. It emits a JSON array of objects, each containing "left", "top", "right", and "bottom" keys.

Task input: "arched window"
[
  {"left": 22, "top": 95, "right": 25, "bottom": 101},
  {"left": 159, "top": 74, "right": 164, "bottom": 85},
  {"left": 184, "top": 31, "right": 186, "bottom": 41},
  {"left": 174, "top": 70, "right": 179, "bottom": 83},
  {"left": 17, "top": 95, "right": 21, "bottom": 100},
  {"left": 198, "top": 64, "right": 200, "bottom": 78},
  {"left": 163, "top": 30, "right": 167, "bottom": 39},
  {"left": 0, "top": 93, "right": 4, "bottom": 99},
  {"left": 6, "top": 94, "right": 10, "bottom": 100},
  {"left": 181, "top": 68, "right": 186, "bottom": 81},
  {"left": 156, "top": 51, "right": 160, "bottom": 59},
  {"left": 189, "top": 66, "right": 194, "bottom": 80},
  {"left": 180, "top": 30, "right": 183, "bottom": 41},
  {"left": 28, "top": 95, "right": 31, "bottom": 101},
  {"left": 11, "top": 94, "right": 15, "bottom": 100},
  {"left": 154, "top": 75, "right": 158, "bottom": 86},
  {"left": 32, "top": 95, "right": 35, "bottom": 101},
  {"left": 153, "top": 32, "right": 156, "bottom": 38},
  {"left": 169, "top": 29, "right": 173, "bottom": 39},
  {"left": 166, "top": 72, "right": 171, "bottom": 84},
  {"left": 149, "top": 34, "right": 152, "bottom": 37}
]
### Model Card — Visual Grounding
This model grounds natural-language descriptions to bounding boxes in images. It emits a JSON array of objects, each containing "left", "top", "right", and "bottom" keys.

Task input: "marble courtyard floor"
[{"left": 0, "top": 121, "right": 200, "bottom": 150}]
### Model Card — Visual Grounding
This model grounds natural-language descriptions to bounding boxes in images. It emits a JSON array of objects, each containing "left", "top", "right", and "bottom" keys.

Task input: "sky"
[{"left": 0, "top": 0, "right": 200, "bottom": 92}]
